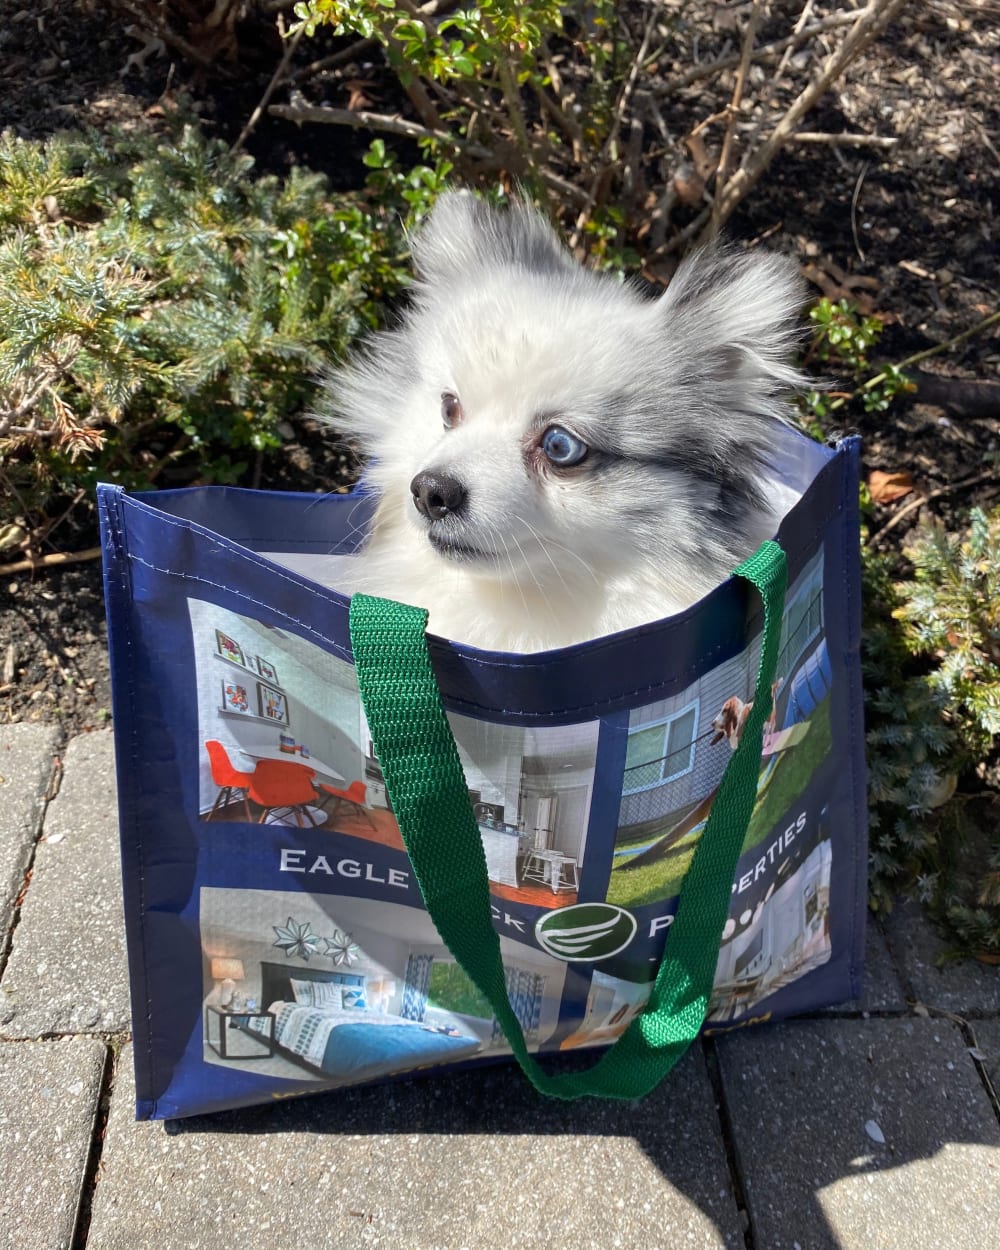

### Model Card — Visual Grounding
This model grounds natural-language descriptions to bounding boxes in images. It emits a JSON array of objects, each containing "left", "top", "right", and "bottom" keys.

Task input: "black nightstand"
[{"left": 205, "top": 1006, "right": 276, "bottom": 1059}]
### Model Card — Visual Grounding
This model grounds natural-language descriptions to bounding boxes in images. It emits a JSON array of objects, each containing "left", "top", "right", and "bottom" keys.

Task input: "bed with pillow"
[{"left": 244, "top": 961, "right": 481, "bottom": 1079}]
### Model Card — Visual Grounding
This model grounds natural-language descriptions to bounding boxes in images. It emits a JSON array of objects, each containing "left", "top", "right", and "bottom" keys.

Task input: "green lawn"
[
  {"left": 607, "top": 696, "right": 833, "bottom": 910},
  {"left": 742, "top": 696, "right": 832, "bottom": 851}
]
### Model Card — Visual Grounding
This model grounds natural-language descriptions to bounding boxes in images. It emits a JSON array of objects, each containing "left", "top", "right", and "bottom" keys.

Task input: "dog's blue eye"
[{"left": 540, "top": 425, "right": 588, "bottom": 467}]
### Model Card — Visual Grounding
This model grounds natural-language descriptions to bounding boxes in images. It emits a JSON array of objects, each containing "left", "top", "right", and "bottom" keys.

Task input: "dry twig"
[
  {"left": 568, "top": 8, "right": 658, "bottom": 250},
  {"left": 706, "top": 0, "right": 911, "bottom": 238},
  {"left": 0, "top": 547, "right": 103, "bottom": 577},
  {"left": 711, "top": 0, "right": 765, "bottom": 233},
  {"left": 232, "top": 20, "right": 304, "bottom": 155},
  {"left": 871, "top": 469, "right": 1000, "bottom": 547},
  {"left": 789, "top": 132, "right": 899, "bottom": 148},
  {"left": 657, "top": 10, "right": 862, "bottom": 96}
]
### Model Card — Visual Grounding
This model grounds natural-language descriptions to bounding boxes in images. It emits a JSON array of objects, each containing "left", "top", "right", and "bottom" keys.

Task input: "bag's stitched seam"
[
  {"left": 126, "top": 553, "right": 355, "bottom": 662},
  {"left": 103, "top": 489, "right": 159, "bottom": 1119},
  {"left": 840, "top": 449, "right": 868, "bottom": 999},
  {"left": 123, "top": 499, "right": 355, "bottom": 610},
  {"left": 128, "top": 550, "right": 739, "bottom": 716}
]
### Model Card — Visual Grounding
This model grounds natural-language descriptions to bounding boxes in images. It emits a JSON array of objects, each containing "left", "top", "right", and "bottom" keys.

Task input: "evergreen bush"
[
  {"left": 865, "top": 510, "right": 1000, "bottom": 959},
  {"left": 0, "top": 116, "right": 448, "bottom": 542}
]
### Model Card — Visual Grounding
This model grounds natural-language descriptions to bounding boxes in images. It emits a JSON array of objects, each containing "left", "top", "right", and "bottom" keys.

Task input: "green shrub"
[
  {"left": 799, "top": 297, "right": 914, "bottom": 426},
  {"left": 864, "top": 510, "right": 1000, "bottom": 959},
  {"left": 0, "top": 117, "right": 449, "bottom": 538},
  {"left": 895, "top": 508, "right": 1000, "bottom": 746}
]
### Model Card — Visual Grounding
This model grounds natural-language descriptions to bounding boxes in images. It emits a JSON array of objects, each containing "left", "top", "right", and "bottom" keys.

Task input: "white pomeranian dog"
[{"left": 321, "top": 192, "right": 806, "bottom": 652}]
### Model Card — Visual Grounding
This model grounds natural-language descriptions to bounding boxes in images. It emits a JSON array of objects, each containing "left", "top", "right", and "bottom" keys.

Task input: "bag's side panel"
[{"left": 99, "top": 484, "right": 194, "bottom": 1119}]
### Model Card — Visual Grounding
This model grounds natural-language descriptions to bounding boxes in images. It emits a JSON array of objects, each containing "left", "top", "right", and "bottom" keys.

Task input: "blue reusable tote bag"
[{"left": 98, "top": 427, "right": 866, "bottom": 1119}]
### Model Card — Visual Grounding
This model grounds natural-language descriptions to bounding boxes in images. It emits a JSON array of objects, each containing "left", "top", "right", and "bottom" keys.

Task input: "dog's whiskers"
[
  {"left": 513, "top": 514, "right": 601, "bottom": 596},
  {"left": 509, "top": 530, "right": 562, "bottom": 631},
  {"left": 493, "top": 526, "right": 532, "bottom": 626}
]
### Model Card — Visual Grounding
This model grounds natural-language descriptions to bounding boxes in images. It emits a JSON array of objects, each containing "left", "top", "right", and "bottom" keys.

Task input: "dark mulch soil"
[{"left": 2, "top": 0, "right": 998, "bottom": 735}]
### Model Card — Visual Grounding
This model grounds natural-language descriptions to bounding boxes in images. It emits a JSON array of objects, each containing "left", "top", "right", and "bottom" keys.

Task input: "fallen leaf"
[
  {"left": 865, "top": 1119, "right": 886, "bottom": 1144},
  {"left": 869, "top": 469, "right": 915, "bottom": 504}
]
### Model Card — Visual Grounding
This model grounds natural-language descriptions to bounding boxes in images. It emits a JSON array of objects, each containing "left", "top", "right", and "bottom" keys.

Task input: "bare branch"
[
  {"left": 232, "top": 20, "right": 305, "bottom": 155},
  {"left": 789, "top": 131, "right": 899, "bottom": 148},
  {"left": 568, "top": 7, "right": 658, "bottom": 250},
  {"left": 268, "top": 102, "right": 493, "bottom": 159},
  {"left": 712, "top": 0, "right": 764, "bottom": 231},
  {"left": 0, "top": 547, "right": 103, "bottom": 577},
  {"left": 707, "top": 0, "right": 911, "bottom": 238},
  {"left": 657, "top": 9, "right": 865, "bottom": 96},
  {"left": 267, "top": 101, "right": 588, "bottom": 204}
]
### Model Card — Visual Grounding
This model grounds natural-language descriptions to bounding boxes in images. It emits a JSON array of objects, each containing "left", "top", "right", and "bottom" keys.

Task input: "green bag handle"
[{"left": 349, "top": 540, "right": 787, "bottom": 1100}]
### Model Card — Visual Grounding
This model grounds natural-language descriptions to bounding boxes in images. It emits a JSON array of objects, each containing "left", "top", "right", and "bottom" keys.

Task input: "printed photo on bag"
[
  {"left": 609, "top": 550, "right": 828, "bottom": 909},
  {"left": 199, "top": 888, "right": 567, "bottom": 1085},
  {"left": 189, "top": 599, "right": 402, "bottom": 841},
  {"left": 558, "top": 970, "right": 652, "bottom": 1051},
  {"left": 444, "top": 714, "right": 600, "bottom": 910},
  {"left": 600, "top": 551, "right": 833, "bottom": 1027},
  {"left": 190, "top": 598, "right": 600, "bottom": 910},
  {"left": 707, "top": 830, "right": 832, "bottom": 1022}
]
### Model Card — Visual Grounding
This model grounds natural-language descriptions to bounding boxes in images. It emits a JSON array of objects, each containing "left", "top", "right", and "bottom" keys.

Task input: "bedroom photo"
[{"left": 199, "top": 887, "right": 567, "bottom": 1086}]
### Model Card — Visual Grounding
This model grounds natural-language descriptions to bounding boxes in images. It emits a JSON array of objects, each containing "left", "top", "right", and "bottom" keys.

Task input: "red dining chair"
[
  {"left": 204, "top": 740, "right": 254, "bottom": 822},
  {"left": 317, "top": 778, "right": 378, "bottom": 830},
  {"left": 247, "top": 759, "right": 322, "bottom": 827}
]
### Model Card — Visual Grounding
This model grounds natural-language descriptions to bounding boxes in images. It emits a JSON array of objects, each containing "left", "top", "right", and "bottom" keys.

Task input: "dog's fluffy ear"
[
  {"left": 654, "top": 246, "right": 806, "bottom": 407},
  {"left": 410, "top": 191, "right": 574, "bottom": 282}
]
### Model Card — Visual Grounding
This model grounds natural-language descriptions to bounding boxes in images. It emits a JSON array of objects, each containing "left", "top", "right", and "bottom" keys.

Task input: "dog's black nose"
[{"left": 410, "top": 471, "right": 466, "bottom": 521}]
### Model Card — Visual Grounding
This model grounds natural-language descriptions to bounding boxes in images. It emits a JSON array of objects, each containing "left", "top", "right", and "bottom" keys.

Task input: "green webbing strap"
[{"left": 349, "top": 540, "right": 787, "bottom": 1100}]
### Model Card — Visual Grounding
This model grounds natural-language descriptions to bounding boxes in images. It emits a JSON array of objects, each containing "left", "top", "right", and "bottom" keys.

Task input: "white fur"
[{"left": 318, "top": 193, "right": 806, "bottom": 652}]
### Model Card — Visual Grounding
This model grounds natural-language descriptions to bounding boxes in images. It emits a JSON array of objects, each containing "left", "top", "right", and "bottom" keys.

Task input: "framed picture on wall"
[
  {"left": 215, "top": 630, "right": 245, "bottom": 666},
  {"left": 257, "top": 682, "right": 289, "bottom": 725},
  {"left": 254, "top": 655, "right": 279, "bottom": 684},
  {"left": 221, "top": 681, "right": 251, "bottom": 715}
]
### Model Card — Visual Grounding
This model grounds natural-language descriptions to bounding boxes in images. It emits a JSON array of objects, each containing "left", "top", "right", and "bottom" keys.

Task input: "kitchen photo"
[
  {"left": 444, "top": 713, "right": 601, "bottom": 910},
  {"left": 199, "top": 886, "right": 566, "bottom": 1084},
  {"left": 189, "top": 597, "right": 402, "bottom": 847},
  {"left": 190, "top": 596, "right": 600, "bottom": 905}
]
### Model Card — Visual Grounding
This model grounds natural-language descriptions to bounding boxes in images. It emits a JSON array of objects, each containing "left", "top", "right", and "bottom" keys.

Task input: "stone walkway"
[{"left": 1, "top": 725, "right": 998, "bottom": 1249}]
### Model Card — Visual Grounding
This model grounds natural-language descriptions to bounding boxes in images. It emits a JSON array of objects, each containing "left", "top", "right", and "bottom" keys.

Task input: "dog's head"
[
  {"left": 323, "top": 193, "right": 805, "bottom": 606},
  {"left": 710, "top": 696, "right": 746, "bottom": 745}
]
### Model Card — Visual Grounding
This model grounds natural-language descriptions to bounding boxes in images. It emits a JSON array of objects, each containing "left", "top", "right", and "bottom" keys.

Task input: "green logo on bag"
[{"left": 534, "top": 904, "right": 638, "bottom": 962}]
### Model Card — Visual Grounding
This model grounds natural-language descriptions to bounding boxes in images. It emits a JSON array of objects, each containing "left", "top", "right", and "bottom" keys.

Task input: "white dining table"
[{"left": 237, "top": 748, "right": 346, "bottom": 786}]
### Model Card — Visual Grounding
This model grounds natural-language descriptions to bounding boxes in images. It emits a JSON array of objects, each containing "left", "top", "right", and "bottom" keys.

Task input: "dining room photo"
[{"left": 187, "top": 597, "right": 400, "bottom": 846}]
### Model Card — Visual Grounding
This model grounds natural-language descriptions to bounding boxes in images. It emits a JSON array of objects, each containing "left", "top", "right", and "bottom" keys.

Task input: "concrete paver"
[
  {"left": 717, "top": 1016, "right": 1000, "bottom": 1249},
  {"left": 0, "top": 1036, "right": 107, "bottom": 1250},
  {"left": 0, "top": 724, "right": 59, "bottom": 936},
  {"left": 0, "top": 731, "right": 129, "bottom": 1038},
  {"left": 86, "top": 1042, "right": 742, "bottom": 1250},
  {"left": 883, "top": 897, "right": 1000, "bottom": 1013},
  {"left": 819, "top": 917, "right": 906, "bottom": 1014}
]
